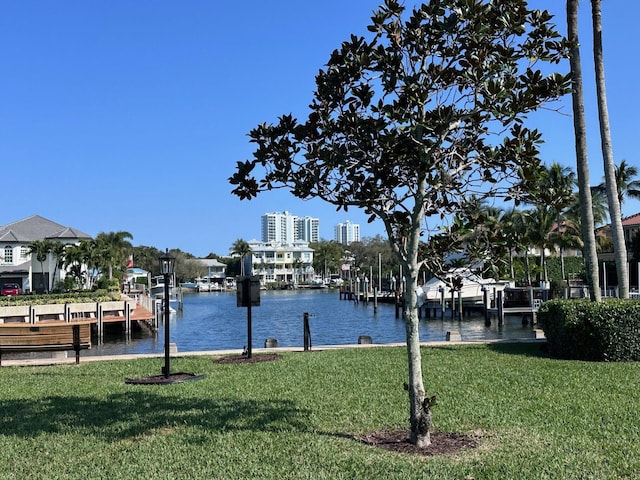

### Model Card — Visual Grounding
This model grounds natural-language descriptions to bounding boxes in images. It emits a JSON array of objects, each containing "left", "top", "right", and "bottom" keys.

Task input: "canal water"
[{"left": 85, "top": 289, "right": 537, "bottom": 357}]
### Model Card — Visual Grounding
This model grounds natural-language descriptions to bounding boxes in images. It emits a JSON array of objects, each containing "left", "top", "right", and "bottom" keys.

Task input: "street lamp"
[{"left": 159, "top": 248, "right": 175, "bottom": 378}]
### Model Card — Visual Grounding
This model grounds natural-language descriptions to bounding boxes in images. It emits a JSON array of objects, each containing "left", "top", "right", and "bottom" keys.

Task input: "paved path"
[{"left": 0, "top": 337, "right": 545, "bottom": 368}]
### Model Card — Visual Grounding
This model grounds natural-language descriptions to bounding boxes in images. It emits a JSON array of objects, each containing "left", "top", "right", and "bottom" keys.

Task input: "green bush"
[
  {"left": 540, "top": 299, "right": 640, "bottom": 361},
  {"left": 0, "top": 291, "right": 117, "bottom": 307}
]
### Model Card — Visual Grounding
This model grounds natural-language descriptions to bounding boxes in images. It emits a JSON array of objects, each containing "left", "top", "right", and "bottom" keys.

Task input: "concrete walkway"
[{"left": 0, "top": 336, "right": 545, "bottom": 368}]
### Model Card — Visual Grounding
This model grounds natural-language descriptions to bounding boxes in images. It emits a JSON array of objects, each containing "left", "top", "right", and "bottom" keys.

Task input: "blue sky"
[{"left": 1, "top": 1, "right": 638, "bottom": 258}]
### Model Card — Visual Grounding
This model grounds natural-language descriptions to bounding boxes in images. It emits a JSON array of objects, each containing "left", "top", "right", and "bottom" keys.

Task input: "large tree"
[
  {"left": 591, "top": 0, "right": 628, "bottom": 298},
  {"left": 567, "top": 0, "right": 601, "bottom": 301},
  {"left": 230, "top": 0, "right": 569, "bottom": 447}
]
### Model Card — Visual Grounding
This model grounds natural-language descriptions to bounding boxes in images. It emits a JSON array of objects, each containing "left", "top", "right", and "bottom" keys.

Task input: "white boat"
[
  {"left": 196, "top": 277, "right": 224, "bottom": 292},
  {"left": 421, "top": 268, "right": 506, "bottom": 303},
  {"left": 150, "top": 276, "right": 174, "bottom": 298},
  {"left": 196, "top": 278, "right": 212, "bottom": 292},
  {"left": 180, "top": 281, "right": 198, "bottom": 291},
  {"left": 309, "top": 276, "right": 326, "bottom": 289}
]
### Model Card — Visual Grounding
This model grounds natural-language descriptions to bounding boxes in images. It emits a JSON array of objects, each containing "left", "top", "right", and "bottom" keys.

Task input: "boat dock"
[
  {"left": 339, "top": 283, "right": 548, "bottom": 325},
  {"left": 0, "top": 295, "right": 154, "bottom": 342}
]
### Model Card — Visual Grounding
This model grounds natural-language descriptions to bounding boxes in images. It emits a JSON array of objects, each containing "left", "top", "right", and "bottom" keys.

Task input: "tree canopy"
[{"left": 230, "top": 0, "right": 570, "bottom": 448}]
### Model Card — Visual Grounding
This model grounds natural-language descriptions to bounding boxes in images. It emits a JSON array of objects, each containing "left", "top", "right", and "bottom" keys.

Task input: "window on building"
[
  {"left": 20, "top": 246, "right": 28, "bottom": 260},
  {"left": 3, "top": 246, "right": 13, "bottom": 265}
]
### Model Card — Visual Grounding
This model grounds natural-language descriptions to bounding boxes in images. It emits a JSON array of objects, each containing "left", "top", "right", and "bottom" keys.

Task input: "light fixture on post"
[
  {"left": 159, "top": 248, "right": 175, "bottom": 379},
  {"left": 124, "top": 248, "right": 204, "bottom": 385}
]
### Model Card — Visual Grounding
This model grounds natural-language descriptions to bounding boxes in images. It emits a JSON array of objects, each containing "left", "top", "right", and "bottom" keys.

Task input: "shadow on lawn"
[
  {"left": 486, "top": 341, "right": 550, "bottom": 358},
  {"left": 0, "top": 392, "right": 312, "bottom": 440}
]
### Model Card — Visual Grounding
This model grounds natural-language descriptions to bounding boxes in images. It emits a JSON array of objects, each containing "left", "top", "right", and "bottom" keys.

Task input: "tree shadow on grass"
[
  {"left": 0, "top": 392, "right": 312, "bottom": 440},
  {"left": 486, "top": 341, "right": 550, "bottom": 358}
]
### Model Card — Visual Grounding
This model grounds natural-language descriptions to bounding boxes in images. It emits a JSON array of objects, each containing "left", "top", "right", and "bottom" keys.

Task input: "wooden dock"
[{"left": 0, "top": 296, "right": 154, "bottom": 341}]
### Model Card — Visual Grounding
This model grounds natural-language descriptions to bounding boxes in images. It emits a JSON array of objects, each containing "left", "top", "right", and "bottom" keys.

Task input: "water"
[{"left": 85, "top": 289, "right": 536, "bottom": 356}]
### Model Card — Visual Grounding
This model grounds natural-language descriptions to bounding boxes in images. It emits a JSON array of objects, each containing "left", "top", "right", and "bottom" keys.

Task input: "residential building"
[
  {"left": 247, "top": 239, "right": 314, "bottom": 286},
  {"left": 261, "top": 211, "right": 320, "bottom": 243},
  {"left": 196, "top": 258, "right": 227, "bottom": 284},
  {"left": 0, "top": 215, "right": 92, "bottom": 293},
  {"left": 295, "top": 216, "right": 320, "bottom": 243},
  {"left": 334, "top": 221, "right": 360, "bottom": 245}
]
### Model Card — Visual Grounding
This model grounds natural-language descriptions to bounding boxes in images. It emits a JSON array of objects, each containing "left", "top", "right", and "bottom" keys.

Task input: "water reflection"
[{"left": 86, "top": 289, "right": 536, "bottom": 356}]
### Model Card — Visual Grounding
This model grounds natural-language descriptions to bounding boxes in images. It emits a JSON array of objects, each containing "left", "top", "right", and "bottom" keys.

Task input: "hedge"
[{"left": 539, "top": 299, "right": 640, "bottom": 361}]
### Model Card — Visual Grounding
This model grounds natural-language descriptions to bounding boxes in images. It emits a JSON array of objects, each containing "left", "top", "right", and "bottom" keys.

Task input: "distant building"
[
  {"left": 334, "top": 221, "right": 360, "bottom": 245},
  {"left": 247, "top": 239, "right": 314, "bottom": 286},
  {"left": 295, "top": 216, "right": 319, "bottom": 243},
  {"left": 261, "top": 211, "right": 319, "bottom": 243},
  {"left": 0, "top": 215, "right": 92, "bottom": 293}
]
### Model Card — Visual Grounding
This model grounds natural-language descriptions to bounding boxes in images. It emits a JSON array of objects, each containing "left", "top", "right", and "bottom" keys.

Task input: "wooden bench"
[{"left": 0, "top": 321, "right": 92, "bottom": 366}]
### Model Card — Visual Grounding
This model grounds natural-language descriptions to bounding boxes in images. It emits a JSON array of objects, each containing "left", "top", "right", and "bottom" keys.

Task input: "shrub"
[{"left": 539, "top": 299, "right": 640, "bottom": 361}]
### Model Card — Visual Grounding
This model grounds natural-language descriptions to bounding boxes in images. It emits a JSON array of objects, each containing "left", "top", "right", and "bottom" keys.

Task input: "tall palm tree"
[
  {"left": 501, "top": 208, "right": 529, "bottom": 281},
  {"left": 525, "top": 206, "right": 557, "bottom": 283},
  {"left": 49, "top": 241, "right": 67, "bottom": 292},
  {"left": 567, "top": 0, "right": 601, "bottom": 301},
  {"left": 591, "top": 0, "right": 628, "bottom": 298},
  {"left": 27, "top": 239, "right": 53, "bottom": 293},
  {"left": 230, "top": 239, "right": 251, "bottom": 277}
]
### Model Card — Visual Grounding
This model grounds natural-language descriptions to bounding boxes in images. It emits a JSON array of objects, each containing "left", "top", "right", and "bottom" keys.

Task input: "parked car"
[{"left": 1, "top": 283, "right": 21, "bottom": 296}]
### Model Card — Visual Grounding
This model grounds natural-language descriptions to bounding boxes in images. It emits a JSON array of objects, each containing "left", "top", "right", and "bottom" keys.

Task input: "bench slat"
[{"left": 0, "top": 322, "right": 92, "bottom": 365}]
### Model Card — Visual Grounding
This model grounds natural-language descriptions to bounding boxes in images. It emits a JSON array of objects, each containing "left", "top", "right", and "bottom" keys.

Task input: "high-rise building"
[
  {"left": 261, "top": 212, "right": 319, "bottom": 244},
  {"left": 334, "top": 221, "right": 360, "bottom": 245},
  {"left": 295, "top": 216, "right": 320, "bottom": 243}
]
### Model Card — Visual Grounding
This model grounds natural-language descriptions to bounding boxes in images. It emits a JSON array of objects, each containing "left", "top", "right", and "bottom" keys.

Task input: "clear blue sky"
[{"left": 1, "top": 1, "right": 638, "bottom": 258}]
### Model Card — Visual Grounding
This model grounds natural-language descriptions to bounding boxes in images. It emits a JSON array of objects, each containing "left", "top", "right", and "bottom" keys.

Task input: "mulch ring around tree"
[
  {"left": 355, "top": 429, "right": 479, "bottom": 457},
  {"left": 215, "top": 353, "right": 282, "bottom": 365}
]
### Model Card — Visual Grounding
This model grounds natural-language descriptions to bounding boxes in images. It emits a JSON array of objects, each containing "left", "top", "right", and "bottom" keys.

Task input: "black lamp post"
[{"left": 159, "top": 248, "right": 176, "bottom": 378}]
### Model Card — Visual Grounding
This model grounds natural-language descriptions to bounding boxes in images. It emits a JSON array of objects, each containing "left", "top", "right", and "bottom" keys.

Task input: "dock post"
[
  {"left": 497, "top": 290, "right": 504, "bottom": 326},
  {"left": 97, "top": 303, "right": 104, "bottom": 342},
  {"left": 373, "top": 286, "right": 378, "bottom": 313},
  {"left": 124, "top": 301, "right": 131, "bottom": 337},
  {"left": 450, "top": 291, "right": 455, "bottom": 319},
  {"left": 394, "top": 291, "right": 400, "bottom": 318},
  {"left": 303, "top": 312, "right": 311, "bottom": 351},
  {"left": 483, "top": 288, "right": 491, "bottom": 326}
]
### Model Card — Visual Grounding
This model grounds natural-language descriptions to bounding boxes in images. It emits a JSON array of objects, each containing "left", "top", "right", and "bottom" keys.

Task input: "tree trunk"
[
  {"left": 591, "top": 0, "right": 629, "bottom": 298},
  {"left": 403, "top": 268, "right": 431, "bottom": 448},
  {"left": 567, "top": 0, "right": 601, "bottom": 301}
]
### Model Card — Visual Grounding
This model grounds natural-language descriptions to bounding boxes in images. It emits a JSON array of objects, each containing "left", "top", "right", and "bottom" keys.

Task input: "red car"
[{"left": 1, "top": 283, "right": 21, "bottom": 296}]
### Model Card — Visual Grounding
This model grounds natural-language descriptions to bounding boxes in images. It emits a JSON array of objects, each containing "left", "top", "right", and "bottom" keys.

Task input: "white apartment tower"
[
  {"left": 261, "top": 212, "right": 319, "bottom": 244},
  {"left": 334, "top": 221, "right": 360, "bottom": 245},
  {"left": 295, "top": 216, "right": 320, "bottom": 243}
]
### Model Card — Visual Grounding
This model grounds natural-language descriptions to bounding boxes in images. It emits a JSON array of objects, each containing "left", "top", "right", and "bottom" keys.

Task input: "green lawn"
[{"left": 1, "top": 344, "right": 639, "bottom": 479}]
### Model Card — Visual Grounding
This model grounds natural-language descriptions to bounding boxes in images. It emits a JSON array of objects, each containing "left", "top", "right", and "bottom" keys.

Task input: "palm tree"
[
  {"left": 598, "top": 159, "right": 640, "bottom": 207},
  {"left": 49, "top": 241, "right": 67, "bottom": 292},
  {"left": 591, "top": 0, "right": 628, "bottom": 298},
  {"left": 567, "top": 0, "right": 601, "bottom": 301},
  {"left": 500, "top": 208, "right": 529, "bottom": 281},
  {"left": 95, "top": 231, "right": 133, "bottom": 280},
  {"left": 27, "top": 239, "right": 53, "bottom": 293},
  {"left": 524, "top": 206, "right": 557, "bottom": 283},
  {"left": 230, "top": 239, "right": 251, "bottom": 277}
]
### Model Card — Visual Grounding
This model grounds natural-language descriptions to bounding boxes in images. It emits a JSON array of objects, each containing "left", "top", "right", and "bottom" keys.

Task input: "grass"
[{"left": 1, "top": 343, "right": 639, "bottom": 479}]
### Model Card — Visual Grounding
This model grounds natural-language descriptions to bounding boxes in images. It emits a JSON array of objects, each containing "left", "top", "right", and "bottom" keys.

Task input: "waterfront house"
[
  {"left": 596, "top": 212, "right": 640, "bottom": 292},
  {"left": 247, "top": 240, "right": 314, "bottom": 286},
  {"left": 0, "top": 215, "right": 92, "bottom": 293}
]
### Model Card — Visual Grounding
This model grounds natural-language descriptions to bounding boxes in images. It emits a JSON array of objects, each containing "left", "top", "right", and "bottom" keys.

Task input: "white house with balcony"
[
  {"left": 0, "top": 215, "right": 92, "bottom": 293},
  {"left": 247, "top": 239, "right": 314, "bottom": 286}
]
